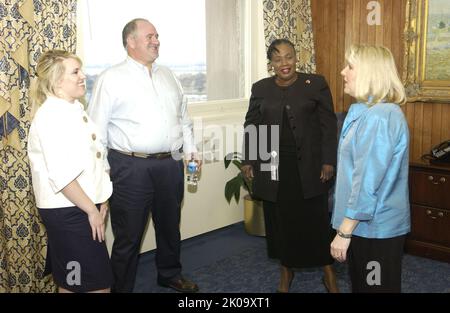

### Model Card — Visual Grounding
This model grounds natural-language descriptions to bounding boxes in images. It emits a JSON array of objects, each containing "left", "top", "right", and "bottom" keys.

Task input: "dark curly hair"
[{"left": 267, "top": 39, "right": 296, "bottom": 60}]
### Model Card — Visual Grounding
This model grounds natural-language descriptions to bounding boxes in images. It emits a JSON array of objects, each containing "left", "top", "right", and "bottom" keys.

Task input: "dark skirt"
[
  {"left": 39, "top": 205, "right": 113, "bottom": 292},
  {"left": 263, "top": 152, "right": 335, "bottom": 268}
]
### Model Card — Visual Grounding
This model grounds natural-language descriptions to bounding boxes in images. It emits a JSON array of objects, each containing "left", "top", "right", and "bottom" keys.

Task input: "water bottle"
[{"left": 186, "top": 160, "right": 198, "bottom": 186}]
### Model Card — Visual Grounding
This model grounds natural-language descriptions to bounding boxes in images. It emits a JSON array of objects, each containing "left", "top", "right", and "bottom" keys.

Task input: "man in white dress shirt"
[{"left": 88, "top": 18, "right": 200, "bottom": 293}]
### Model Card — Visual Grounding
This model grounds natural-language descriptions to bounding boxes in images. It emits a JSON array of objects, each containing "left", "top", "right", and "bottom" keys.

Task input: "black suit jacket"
[{"left": 242, "top": 73, "right": 337, "bottom": 202}]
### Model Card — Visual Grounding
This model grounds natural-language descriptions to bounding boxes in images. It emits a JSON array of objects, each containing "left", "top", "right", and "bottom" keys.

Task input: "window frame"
[{"left": 76, "top": 0, "right": 267, "bottom": 113}]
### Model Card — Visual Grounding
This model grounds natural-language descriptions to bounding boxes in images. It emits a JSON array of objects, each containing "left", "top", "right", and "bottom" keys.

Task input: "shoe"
[{"left": 158, "top": 276, "right": 199, "bottom": 293}]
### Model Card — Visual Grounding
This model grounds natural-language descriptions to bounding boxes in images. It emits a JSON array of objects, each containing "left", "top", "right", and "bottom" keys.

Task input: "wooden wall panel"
[{"left": 311, "top": 0, "right": 450, "bottom": 163}]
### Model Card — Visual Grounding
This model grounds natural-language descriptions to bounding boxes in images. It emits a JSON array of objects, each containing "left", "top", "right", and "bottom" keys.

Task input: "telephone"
[
  {"left": 422, "top": 140, "right": 450, "bottom": 163},
  {"left": 432, "top": 140, "right": 450, "bottom": 159}
]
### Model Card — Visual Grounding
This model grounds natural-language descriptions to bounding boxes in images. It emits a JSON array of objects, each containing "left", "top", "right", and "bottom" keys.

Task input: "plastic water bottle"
[{"left": 186, "top": 160, "right": 198, "bottom": 186}]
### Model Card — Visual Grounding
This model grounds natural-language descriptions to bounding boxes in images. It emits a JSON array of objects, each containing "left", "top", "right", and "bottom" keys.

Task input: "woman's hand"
[
  {"left": 330, "top": 234, "right": 351, "bottom": 262},
  {"left": 100, "top": 201, "right": 109, "bottom": 220},
  {"left": 60, "top": 180, "right": 106, "bottom": 243},
  {"left": 87, "top": 209, "right": 105, "bottom": 243},
  {"left": 241, "top": 165, "right": 254, "bottom": 181},
  {"left": 320, "top": 164, "right": 334, "bottom": 183}
]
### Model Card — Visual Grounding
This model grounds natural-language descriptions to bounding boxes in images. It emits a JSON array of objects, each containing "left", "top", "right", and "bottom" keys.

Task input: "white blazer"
[{"left": 28, "top": 96, "right": 112, "bottom": 209}]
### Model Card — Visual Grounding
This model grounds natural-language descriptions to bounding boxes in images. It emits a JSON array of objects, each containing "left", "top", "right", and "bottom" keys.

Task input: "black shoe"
[{"left": 158, "top": 277, "right": 199, "bottom": 293}]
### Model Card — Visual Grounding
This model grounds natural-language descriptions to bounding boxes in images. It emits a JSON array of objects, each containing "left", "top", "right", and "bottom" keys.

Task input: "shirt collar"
[
  {"left": 126, "top": 56, "right": 159, "bottom": 74},
  {"left": 46, "top": 96, "right": 84, "bottom": 110},
  {"left": 340, "top": 102, "right": 369, "bottom": 138}
]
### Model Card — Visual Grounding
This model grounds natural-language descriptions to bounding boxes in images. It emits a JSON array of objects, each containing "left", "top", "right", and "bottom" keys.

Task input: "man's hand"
[{"left": 184, "top": 153, "right": 202, "bottom": 171}]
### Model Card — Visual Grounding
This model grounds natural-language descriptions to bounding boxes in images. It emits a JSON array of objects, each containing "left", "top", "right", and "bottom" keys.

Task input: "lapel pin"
[{"left": 305, "top": 80, "right": 311, "bottom": 84}]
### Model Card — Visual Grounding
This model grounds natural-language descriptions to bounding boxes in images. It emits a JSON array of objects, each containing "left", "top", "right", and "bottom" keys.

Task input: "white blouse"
[{"left": 28, "top": 96, "right": 112, "bottom": 209}]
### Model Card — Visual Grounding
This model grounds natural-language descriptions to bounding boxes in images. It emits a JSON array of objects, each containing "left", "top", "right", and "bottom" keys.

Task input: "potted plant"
[{"left": 224, "top": 152, "right": 265, "bottom": 236}]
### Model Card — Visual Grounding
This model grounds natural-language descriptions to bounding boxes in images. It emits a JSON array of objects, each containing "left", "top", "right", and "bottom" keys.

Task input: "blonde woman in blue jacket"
[{"left": 331, "top": 45, "right": 410, "bottom": 293}]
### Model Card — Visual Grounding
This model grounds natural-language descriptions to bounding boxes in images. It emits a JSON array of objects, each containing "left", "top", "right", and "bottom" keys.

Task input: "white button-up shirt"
[
  {"left": 28, "top": 96, "right": 112, "bottom": 209},
  {"left": 87, "top": 57, "right": 196, "bottom": 155}
]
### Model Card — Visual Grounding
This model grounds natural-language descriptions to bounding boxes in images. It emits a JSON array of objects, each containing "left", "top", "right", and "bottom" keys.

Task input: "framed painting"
[{"left": 404, "top": 0, "right": 450, "bottom": 102}]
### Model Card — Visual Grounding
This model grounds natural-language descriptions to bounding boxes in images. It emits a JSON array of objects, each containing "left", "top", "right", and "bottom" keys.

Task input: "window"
[{"left": 77, "top": 0, "right": 253, "bottom": 103}]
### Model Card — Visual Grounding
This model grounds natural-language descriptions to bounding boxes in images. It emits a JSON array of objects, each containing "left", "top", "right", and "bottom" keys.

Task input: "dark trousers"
[
  {"left": 108, "top": 149, "right": 185, "bottom": 292},
  {"left": 348, "top": 234, "right": 406, "bottom": 293}
]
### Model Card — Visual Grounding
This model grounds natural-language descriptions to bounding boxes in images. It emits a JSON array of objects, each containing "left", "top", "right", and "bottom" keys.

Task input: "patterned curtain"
[
  {"left": 0, "top": 0, "right": 77, "bottom": 292},
  {"left": 263, "top": 0, "right": 316, "bottom": 73}
]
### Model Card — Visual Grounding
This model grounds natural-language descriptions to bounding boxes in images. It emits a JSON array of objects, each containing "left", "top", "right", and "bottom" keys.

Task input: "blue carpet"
[{"left": 133, "top": 223, "right": 450, "bottom": 293}]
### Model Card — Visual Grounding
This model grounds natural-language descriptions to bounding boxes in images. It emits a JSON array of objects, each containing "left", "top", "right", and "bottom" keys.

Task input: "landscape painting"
[
  {"left": 425, "top": 0, "right": 450, "bottom": 81},
  {"left": 404, "top": 0, "right": 450, "bottom": 102}
]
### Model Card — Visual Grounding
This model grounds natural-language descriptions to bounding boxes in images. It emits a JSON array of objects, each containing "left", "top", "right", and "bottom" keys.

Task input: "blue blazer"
[{"left": 331, "top": 102, "right": 411, "bottom": 238}]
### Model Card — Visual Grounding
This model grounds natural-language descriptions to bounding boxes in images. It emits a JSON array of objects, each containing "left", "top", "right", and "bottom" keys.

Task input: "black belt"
[{"left": 111, "top": 149, "right": 172, "bottom": 159}]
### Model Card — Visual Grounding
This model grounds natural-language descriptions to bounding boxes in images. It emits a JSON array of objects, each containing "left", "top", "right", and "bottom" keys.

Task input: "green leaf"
[
  {"left": 232, "top": 159, "right": 242, "bottom": 169},
  {"left": 225, "top": 176, "right": 243, "bottom": 203},
  {"left": 224, "top": 155, "right": 232, "bottom": 169},
  {"left": 233, "top": 185, "right": 241, "bottom": 203},
  {"left": 224, "top": 151, "right": 252, "bottom": 204},
  {"left": 224, "top": 152, "right": 242, "bottom": 169}
]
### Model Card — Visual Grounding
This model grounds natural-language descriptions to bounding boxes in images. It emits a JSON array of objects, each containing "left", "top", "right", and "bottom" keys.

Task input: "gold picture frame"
[{"left": 403, "top": 0, "right": 450, "bottom": 102}]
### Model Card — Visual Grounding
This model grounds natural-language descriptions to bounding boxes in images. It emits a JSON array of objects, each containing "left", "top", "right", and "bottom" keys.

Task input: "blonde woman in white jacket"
[{"left": 28, "top": 50, "right": 112, "bottom": 293}]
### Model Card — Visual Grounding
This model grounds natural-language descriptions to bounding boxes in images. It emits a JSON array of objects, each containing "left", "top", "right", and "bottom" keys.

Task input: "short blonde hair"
[
  {"left": 345, "top": 44, "right": 406, "bottom": 105},
  {"left": 30, "top": 50, "right": 82, "bottom": 108}
]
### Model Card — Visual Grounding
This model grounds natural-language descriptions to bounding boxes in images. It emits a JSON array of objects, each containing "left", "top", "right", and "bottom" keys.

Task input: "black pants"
[
  {"left": 108, "top": 149, "right": 185, "bottom": 292},
  {"left": 348, "top": 235, "right": 406, "bottom": 293}
]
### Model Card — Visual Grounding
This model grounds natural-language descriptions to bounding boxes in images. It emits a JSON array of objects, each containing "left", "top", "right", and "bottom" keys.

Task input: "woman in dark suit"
[{"left": 242, "top": 39, "right": 339, "bottom": 293}]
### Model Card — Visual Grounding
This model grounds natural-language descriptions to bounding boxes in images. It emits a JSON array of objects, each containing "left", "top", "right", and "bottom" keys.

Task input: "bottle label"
[
  {"left": 187, "top": 161, "right": 197, "bottom": 173},
  {"left": 187, "top": 160, "right": 198, "bottom": 186}
]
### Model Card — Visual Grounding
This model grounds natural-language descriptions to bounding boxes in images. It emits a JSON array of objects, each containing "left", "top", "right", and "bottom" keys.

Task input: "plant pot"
[{"left": 243, "top": 195, "right": 265, "bottom": 236}]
